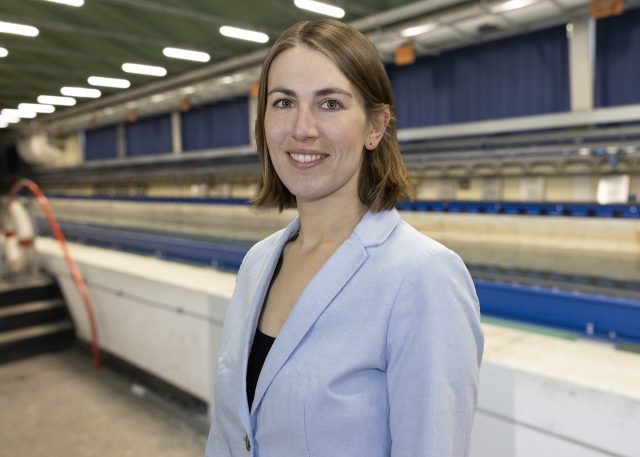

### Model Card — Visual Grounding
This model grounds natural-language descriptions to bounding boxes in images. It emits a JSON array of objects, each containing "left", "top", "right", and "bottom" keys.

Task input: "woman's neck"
[{"left": 295, "top": 196, "right": 368, "bottom": 249}]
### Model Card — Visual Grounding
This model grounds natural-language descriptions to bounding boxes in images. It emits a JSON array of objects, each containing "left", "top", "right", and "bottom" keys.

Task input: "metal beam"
[{"left": 398, "top": 104, "right": 640, "bottom": 142}]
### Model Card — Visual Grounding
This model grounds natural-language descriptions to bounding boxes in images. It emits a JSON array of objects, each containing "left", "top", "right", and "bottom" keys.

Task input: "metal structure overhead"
[
  {"left": 0, "top": 0, "right": 450, "bottom": 115},
  {"left": 1, "top": 0, "right": 616, "bottom": 135}
]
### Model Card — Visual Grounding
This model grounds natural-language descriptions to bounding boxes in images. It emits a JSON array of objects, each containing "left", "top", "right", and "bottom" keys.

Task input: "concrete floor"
[{"left": 0, "top": 348, "right": 208, "bottom": 457}]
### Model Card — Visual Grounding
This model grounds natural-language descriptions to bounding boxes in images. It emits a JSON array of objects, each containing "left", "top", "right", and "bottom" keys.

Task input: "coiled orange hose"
[{"left": 6, "top": 179, "right": 100, "bottom": 370}]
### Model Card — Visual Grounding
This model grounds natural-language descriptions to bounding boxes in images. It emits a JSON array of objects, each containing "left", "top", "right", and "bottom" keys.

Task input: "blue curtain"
[
  {"left": 595, "top": 8, "right": 640, "bottom": 107},
  {"left": 387, "top": 25, "right": 570, "bottom": 129},
  {"left": 85, "top": 125, "right": 118, "bottom": 161},
  {"left": 182, "top": 96, "right": 250, "bottom": 151},
  {"left": 126, "top": 114, "right": 172, "bottom": 157}
]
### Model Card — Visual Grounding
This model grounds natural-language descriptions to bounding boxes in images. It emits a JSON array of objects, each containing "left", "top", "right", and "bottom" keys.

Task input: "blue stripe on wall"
[
  {"left": 182, "top": 96, "right": 250, "bottom": 151},
  {"left": 595, "top": 8, "right": 640, "bottom": 108},
  {"left": 387, "top": 25, "right": 570, "bottom": 129},
  {"left": 85, "top": 125, "right": 118, "bottom": 161},
  {"left": 126, "top": 113, "right": 172, "bottom": 157}
]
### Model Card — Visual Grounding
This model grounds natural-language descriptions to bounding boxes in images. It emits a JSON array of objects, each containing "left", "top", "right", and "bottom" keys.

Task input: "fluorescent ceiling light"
[
  {"left": 122, "top": 63, "right": 167, "bottom": 76},
  {"left": 0, "top": 122, "right": 8, "bottom": 128},
  {"left": 44, "top": 0, "right": 84, "bottom": 6},
  {"left": 294, "top": 0, "right": 345, "bottom": 18},
  {"left": 88, "top": 76, "right": 131, "bottom": 88},
  {"left": 2, "top": 109, "right": 36, "bottom": 119},
  {"left": 219, "top": 26, "right": 269, "bottom": 43},
  {"left": 491, "top": 0, "right": 538, "bottom": 13},
  {"left": 163, "top": 47, "right": 210, "bottom": 62},
  {"left": 0, "top": 47, "right": 7, "bottom": 58},
  {"left": 0, "top": 21, "right": 39, "bottom": 37},
  {"left": 61, "top": 87, "right": 101, "bottom": 98},
  {"left": 38, "top": 95, "right": 76, "bottom": 106},
  {"left": 401, "top": 23, "right": 438, "bottom": 38},
  {"left": 18, "top": 103, "right": 55, "bottom": 113},
  {"left": 0, "top": 115, "right": 20, "bottom": 123}
]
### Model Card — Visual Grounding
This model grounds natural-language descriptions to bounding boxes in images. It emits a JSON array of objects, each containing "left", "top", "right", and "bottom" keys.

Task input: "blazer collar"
[{"left": 247, "top": 208, "right": 401, "bottom": 416}]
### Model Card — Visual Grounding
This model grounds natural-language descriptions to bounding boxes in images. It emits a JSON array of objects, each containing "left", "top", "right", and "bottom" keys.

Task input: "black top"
[{"left": 246, "top": 328, "right": 276, "bottom": 409}]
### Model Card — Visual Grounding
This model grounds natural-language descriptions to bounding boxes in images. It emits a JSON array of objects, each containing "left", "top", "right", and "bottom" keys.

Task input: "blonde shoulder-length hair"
[{"left": 252, "top": 19, "right": 413, "bottom": 212}]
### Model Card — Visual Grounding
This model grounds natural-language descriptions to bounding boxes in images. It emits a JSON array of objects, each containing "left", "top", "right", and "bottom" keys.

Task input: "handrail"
[{"left": 6, "top": 179, "right": 100, "bottom": 370}]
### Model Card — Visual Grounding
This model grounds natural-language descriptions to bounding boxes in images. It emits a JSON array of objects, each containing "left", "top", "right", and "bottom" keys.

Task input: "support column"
[
  {"left": 116, "top": 123, "right": 127, "bottom": 158},
  {"left": 171, "top": 110, "right": 182, "bottom": 155},
  {"left": 568, "top": 16, "right": 596, "bottom": 112}
]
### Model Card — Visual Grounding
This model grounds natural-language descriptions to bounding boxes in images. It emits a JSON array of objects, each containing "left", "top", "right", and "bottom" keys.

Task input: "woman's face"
[{"left": 264, "top": 45, "right": 382, "bottom": 206}]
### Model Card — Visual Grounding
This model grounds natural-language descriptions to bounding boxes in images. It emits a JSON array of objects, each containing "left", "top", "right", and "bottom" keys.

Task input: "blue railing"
[
  {"left": 38, "top": 220, "right": 640, "bottom": 345},
  {"left": 395, "top": 200, "right": 640, "bottom": 218}
]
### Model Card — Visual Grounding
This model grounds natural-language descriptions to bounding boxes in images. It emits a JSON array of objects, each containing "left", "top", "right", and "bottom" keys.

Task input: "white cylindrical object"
[{"left": 9, "top": 201, "right": 35, "bottom": 240}]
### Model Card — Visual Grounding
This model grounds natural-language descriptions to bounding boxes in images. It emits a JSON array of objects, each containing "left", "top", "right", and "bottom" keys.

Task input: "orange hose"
[{"left": 6, "top": 179, "right": 100, "bottom": 370}]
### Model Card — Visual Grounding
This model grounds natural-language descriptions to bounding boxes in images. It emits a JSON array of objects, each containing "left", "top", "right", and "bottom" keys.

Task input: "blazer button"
[{"left": 245, "top": 434, "right": 251, "bottom": 452}]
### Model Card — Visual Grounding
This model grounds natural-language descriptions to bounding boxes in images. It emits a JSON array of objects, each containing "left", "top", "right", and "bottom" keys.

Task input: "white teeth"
[{"left": 290, "top": 153, "right": 322, "bottom": 163}]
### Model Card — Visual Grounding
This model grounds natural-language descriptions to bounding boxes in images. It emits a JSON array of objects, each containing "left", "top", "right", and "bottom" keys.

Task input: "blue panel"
[
  {"left": 595, "top": 8, "right": 640, "bottom": 107},
  {"left": 475, "top": 279, "right": 640, "bottom": 343},
  {"left": 387, "top": 26, "right": 570, "bottom": 128},
  {"left": 85, "top": 125, "right": 118, "bottom": 161},
  {"left": 182, "top": 96, "right": 250, "bottom": 151},
  {"left": 126, "top": 114, "right": 172, "bottom": 157},
  {"left": 396, "top": 200, "right": 640, "bottom": 218},
  {"left": 38, "top": 220, "right": 250, "bottom": 271}
]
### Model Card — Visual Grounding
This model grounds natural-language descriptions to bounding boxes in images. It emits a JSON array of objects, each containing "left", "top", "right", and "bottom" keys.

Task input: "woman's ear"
[{"left": 365, "top": 107, "right": 391, "bottom": 151}]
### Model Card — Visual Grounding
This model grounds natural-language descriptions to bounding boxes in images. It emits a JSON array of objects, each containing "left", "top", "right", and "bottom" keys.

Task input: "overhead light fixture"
[
  {"left": 38, "top": 95, "right": 76, "bottom": 106},
  {"left": 44, "top": 0, "right": 84, "bottom": 6},
  {"left": 1, "top": 109, "right": 37, "bottom": 119},
  {"left": 0, "top": 21, "right": 39, "bottom": 37},
  {"left": 491, "top": 0, "right": 538, "bottom": 13},
  {"left": 163, "top": 47, "right": 210, "bottom": 62},
  {"left": 0, "top": 115, "right": 20, "bottom": 124},
  {"left": 88, "top": 76, "right": 131, "bottom": 88},
  {"left": 401, "top": 23, "right": 439, "bottom": 38},
  {"left": 0, "top": 122, "right": 8, "bottom": 128},
  {"left": 0, "top": 47, "right": 7, "bottom": 58},
  {"left": 294, "top": 0, "right": 345, "bottom": 18},
  {"left": 61, "top": 87, "right": 101, "bottom": 98},
  {"left": 122, "top": 63, "right": 167, "bottom": 76},
  {"left": 219, "top": 26, "right": 269, "bottom": 43},
  {"left": 18, "top": 103, "right": 55, "bottom": 113}
]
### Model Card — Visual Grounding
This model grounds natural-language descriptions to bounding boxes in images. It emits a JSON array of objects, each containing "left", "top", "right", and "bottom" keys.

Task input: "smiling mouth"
[{"left": 289, "top": 152, "right": 326, "bottom": 163}]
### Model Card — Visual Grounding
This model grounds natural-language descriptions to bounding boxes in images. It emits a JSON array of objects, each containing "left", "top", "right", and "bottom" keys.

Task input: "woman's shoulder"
[{"left": 389, "top": 218, "right": 458, "bottom": 263}]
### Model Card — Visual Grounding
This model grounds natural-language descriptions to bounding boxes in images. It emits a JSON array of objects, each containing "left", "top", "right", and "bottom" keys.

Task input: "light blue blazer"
[{"left": 205, "top": 209, "right": 484, "bottom": 457}]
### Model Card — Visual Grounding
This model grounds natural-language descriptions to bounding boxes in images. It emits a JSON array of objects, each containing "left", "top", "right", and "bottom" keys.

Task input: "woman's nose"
[{"left": 292, "top": 106, "right": 319, "bottom": 142}]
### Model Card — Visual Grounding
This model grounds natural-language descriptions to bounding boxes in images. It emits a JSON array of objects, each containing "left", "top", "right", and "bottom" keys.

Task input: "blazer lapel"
[
  {"left": 235, "top": 218, "right": 301, "bottom": 425},
  {"left": 250, "top": 230, "right": 368, "bottom": 415}
]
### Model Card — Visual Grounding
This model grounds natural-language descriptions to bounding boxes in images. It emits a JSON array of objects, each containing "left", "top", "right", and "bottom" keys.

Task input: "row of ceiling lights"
[
  {"left": 0, "top": 0, "right": 346, "bottom": 129},
  {"left": 0, "top": 0, "right": 541, "bottom": 130}
]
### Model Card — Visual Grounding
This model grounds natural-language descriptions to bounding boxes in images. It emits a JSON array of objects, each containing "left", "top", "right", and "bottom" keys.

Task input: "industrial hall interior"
[{"left": 0, "top": 0, "right": 639, "bottom": 456}]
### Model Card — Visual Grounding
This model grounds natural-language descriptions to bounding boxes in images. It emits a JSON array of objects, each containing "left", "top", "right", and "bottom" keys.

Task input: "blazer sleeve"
[{"left": 386, "top": 248, "right": 484, "bottom": 457}]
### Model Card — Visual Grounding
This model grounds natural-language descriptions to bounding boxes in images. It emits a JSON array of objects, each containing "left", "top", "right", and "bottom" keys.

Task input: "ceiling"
[
  {"left": 1, "top": 0, "right": 632, "bottom": 136},
  {"left": 0, "top": 0, "right": 437, "bottom": 115}
]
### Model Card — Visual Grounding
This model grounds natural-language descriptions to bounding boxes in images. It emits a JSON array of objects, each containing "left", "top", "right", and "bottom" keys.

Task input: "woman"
[{"left": 206, "top": 19, "right": 483, "bottom": 457}]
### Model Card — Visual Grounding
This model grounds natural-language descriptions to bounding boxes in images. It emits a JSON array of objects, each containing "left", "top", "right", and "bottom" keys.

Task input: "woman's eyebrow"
[
  {"left": 267, "top": 87, "right": 295, "bottom": 97},
  {"left": 314, "top": 87, "right": 353, "bottom": 98}
]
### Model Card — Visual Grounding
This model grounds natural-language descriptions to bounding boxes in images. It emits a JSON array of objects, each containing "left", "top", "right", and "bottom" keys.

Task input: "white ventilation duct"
[{"left": 17, "top": 132, "right": 63, "bottom": 165}]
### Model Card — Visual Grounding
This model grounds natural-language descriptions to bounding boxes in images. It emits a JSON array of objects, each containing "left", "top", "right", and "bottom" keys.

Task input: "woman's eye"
[
  {"left": 322, "top": 100, "right": 341, "bottom": 110},
  {"left": 274, "top": 99, "right": 293, "bottom": 108}
]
